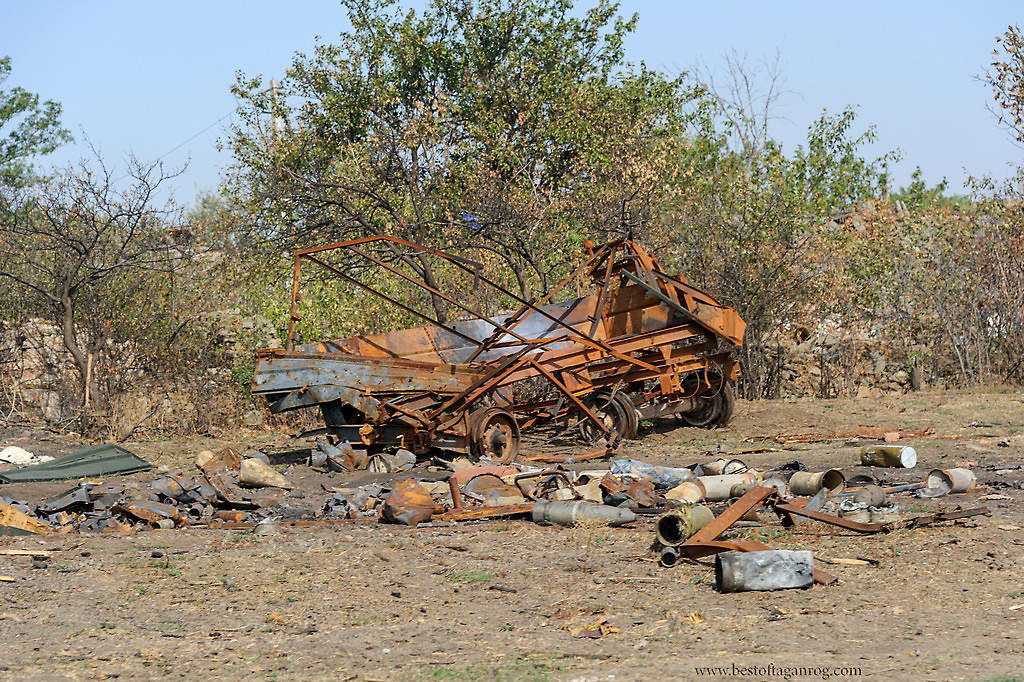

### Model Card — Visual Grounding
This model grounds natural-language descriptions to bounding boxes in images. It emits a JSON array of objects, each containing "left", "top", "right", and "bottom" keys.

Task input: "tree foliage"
[
  {"left": 981, "top": 24, "right": 1024, "bottom": 145},
  {"left": 0, "top": 155, "right": 192, "bottom": 431},
  {"left": 0, "top": 56, "right": 72, "bottom": 187},
  {"left": 227, "top": 0, "right": 703, "bottom": 322}
]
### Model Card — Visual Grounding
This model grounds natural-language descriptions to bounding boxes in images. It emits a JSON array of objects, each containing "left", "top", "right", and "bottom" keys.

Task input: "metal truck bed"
[{"left": 252, "top": 237, "right": 745, "bottom": 462}]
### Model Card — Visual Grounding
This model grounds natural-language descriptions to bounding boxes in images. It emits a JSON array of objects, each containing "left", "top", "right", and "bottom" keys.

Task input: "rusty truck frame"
[{"left": 252, "top": 236, "right": 745, "bottom": 463}]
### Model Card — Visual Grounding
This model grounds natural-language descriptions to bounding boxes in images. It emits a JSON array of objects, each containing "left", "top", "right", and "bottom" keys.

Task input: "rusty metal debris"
[
  {"left": 380, "top": 479, "right": 436, "bottom": 526},
  {"left": 252, "top": 237, "right": 746, "bottom": 466},
  {"left": 643, "top": 455, "right": 992, "bottom": 589}
]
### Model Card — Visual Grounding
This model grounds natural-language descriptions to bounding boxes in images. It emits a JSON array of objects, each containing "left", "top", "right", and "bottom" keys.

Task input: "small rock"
[
  {"left": 391, "top": 590, "right": 401, "bottom": 598},
  {"left": 32, "top": 559, "right": 47, "bottom": 569},
  {"left": 254, "top": 519, "right": 279, "bottom": 536},
  {"left": 195, "top": 449, "right": 217, "bottom": 469},
  {"left": 80, "top": 551, "right": 91, "bottom": 557},
  {"left": 0, "top": 446, "right": 51, "bottom": 465},
  {"left": 151, "top": 550, "right": 165, "bottom": 559},
  {"left": 239, "top": 458, "right": 293, "bottom": 489}
]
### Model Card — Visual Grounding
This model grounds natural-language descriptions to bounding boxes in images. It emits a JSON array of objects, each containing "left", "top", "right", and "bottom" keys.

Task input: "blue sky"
[{"left": 4, "top": 1, "right": 1021, "bottom": 205}]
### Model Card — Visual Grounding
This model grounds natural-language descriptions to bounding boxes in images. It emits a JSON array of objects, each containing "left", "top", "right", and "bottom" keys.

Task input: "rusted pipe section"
[
  {"left": 448, "top": 476, "right": 464, "bottom": 511},
  {"left": 655, "top": 505, "right": 715, "bottom": 546}
]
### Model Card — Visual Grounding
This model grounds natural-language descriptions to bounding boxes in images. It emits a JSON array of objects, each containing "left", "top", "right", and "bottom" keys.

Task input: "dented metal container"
[
  {"left": 926, "top": 468, "right": 976, "bottom": 494},
  {"left": 698, "top": 473, "right": 758, "bottom": 501},
  {"left": 860, "top": 445, "right": 917, "bottom": 468},
  {"left": 715, "top": 550, "right": 814, "bottom": 593}
]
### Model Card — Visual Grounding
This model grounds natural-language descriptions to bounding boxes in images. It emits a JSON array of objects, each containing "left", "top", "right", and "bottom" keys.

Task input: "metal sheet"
[{"left": 0, "top": 444, "right": 151, "bottom": 483}]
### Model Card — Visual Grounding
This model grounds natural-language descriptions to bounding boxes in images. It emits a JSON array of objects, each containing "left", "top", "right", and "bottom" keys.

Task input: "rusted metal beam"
[
  {"left": 772, "top": 502, "right": 990, "bottom": 533},
  {"left": 528, "top": 359, "right": 608, "bottom": 434}
]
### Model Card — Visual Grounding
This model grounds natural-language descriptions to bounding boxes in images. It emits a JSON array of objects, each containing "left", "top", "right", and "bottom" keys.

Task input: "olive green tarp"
[{"left": 0, "top": 444, "right": 151, "bottom": 483}]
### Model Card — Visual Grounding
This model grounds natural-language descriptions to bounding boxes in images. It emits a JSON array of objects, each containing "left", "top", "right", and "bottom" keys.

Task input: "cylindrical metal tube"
[
  {"left": 659, "top": 545, "right": 680, "bottom": 568},
  {"left": 788, "top": 469, "right": 845, "bottom": 496},
  {"left": 448, "top": 476, "right": 463, "bottom": 511},
  {"left": 664, "top": 480, "right": 706, "bottom": 504},
  {"left": 655, "top": 505, "right": 715, "bottom": 545},
  {"left": 212, "top": 510, "right": 247, "bottom": 522},
  {"left": 926, "top": 468, "right": 975, "bottom": 494},
  {"left": 702, "top": 458, "right": 748, "bottom": 476},
  {"left": 574, "top": 470, "right": 611, "bottom": 485},
  {"left": 698, "top": 473, "right": 758, "bottom": 501},
  {"left": 532, "top": 500, "right": 636, "bottom": 527},
  {"left": 760, "top": 474, "right": 789, "bottom": 497},
  {"left": 860, "top": 445, "right": 917, "bottom": 468}
]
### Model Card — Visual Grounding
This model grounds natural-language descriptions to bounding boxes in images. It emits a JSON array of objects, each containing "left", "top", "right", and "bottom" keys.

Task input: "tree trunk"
[
  {"left": 60, "top": 295, "right": 103, "bottom": 430},
  {"left": 417, "top": 254, "right": 448, "bottom": 324}
]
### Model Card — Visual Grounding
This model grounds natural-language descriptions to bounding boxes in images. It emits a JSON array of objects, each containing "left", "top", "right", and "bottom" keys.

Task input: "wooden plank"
[{"left": 0, "top": 550, "right": 53, "bottom": 557}]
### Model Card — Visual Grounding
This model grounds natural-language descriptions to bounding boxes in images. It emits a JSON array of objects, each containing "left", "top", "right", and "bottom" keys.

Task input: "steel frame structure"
[{"left": 252, "top": 236, "right": 746, "bottom": 462}]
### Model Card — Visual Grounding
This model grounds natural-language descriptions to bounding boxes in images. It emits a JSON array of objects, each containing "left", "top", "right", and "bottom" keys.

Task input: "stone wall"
[
  {"left": 0, "top": 319, "right": 73, "bottom": 422},
  {"left": 0, "top": 310, "right": 281, "bottom": 426},
  {"left": 772, "top": 332, "right": 922, "bottom": 399}
]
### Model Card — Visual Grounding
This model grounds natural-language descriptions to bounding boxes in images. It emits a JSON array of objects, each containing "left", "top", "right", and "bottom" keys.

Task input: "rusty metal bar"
[
  {"left": 287, "top": 255, "right": 302, "bottom": 350},
  {"left": 426, "top": 354, "right": 532, "bottom": 427},
  {"left": 428, "top": 247, "right": 660, "bottom": 373},
  {"left": 528, "top": 359, "right": 608, "bottom": 434},
  {"left": 772, "top": 502, "right": 889, "bottom": 533},
  {"left": 302, "top": 254, "right": 486, "bottom": 350},
  {"left": 464, "top": 243, "right": 613, "bottom": 364},
  {"left": 686, "top": 486, "right": 777, "bottom": 544},
  {"left": 448, "top": 476, "right": 464, "bottom": 511},
  {"left": 587, "top": 244, "right": 618, "bottom": 338}
]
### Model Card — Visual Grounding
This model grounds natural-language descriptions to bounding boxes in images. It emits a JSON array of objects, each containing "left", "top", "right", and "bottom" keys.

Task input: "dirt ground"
[{"left": 1, "top": 389, "right": 1023, "bottom": 682}]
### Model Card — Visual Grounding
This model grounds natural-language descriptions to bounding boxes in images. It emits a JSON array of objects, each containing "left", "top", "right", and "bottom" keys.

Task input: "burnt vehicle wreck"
[{"left": 252, "top": 237, "right": 745, "bottom": 463}]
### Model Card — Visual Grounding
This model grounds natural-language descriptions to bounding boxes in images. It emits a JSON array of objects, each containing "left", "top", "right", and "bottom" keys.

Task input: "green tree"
[
  {"left": 668, "top": 106, "right": 897, "bottom": 398},
  {"left": 226, "top": 0, "right": 702, "bottom": 323},
  {"left": 0, "top": 56, "right": 71, "bottom": 186}
]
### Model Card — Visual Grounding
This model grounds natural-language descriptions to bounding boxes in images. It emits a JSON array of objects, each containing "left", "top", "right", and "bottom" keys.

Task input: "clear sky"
[{"left": 4, "top": 1, "right": 1021, "bottom": 205}]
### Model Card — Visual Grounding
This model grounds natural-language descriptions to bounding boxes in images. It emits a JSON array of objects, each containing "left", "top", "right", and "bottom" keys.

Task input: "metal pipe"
[
  {"left": 659, "top": 545, "right": 680, "bottom": 568},
  {"left": 448, "top": 476, "right": 463, "bottom": 511},
  {"left": 655, "top": 505, "right": 714, "bottom": 545}
]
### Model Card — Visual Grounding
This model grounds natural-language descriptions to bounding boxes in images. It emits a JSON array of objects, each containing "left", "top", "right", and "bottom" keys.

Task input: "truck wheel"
[
  {"left": 678, "top": 382, "right": 735, "bottom": 428},
  {"left": 469, "top": 407, "right": 521, "bottom": 464},
  {"left": 577, "top": 393, "right": 626, "bottom": 446},
  {"left": 612, "top": 393, "right": 639, "bottom": 440}
]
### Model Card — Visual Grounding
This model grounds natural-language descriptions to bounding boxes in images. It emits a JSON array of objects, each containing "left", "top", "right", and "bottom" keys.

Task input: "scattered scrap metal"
[{"left": 0, "top": 430, "right": 996, "bottom": 602}]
